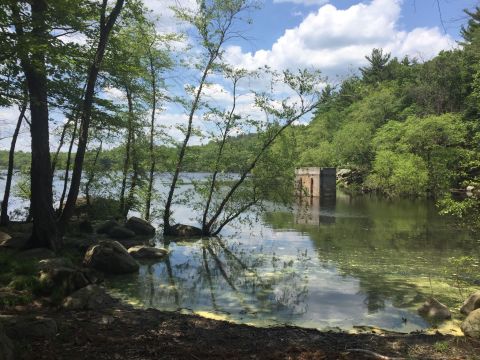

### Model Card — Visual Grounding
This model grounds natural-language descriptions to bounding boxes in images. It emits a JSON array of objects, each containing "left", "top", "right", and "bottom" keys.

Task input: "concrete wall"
[{"left": 295, "top": 167, "right": 336, "bottom": 198}]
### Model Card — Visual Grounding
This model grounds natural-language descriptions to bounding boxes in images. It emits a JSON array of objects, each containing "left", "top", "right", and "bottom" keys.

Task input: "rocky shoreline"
[{"left": 1, "top": 221, "right": 480, "bottom": 359}]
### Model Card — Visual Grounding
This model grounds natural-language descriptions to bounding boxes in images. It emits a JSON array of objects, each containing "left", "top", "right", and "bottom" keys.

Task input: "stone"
[
  {"left": 0, "top": 323, "right": 13, "bottom": 360},
  {"left": 96, "top": 219, "right": 120, "bottom": 234},
  {"left": 0, "top": 315, "right": 57, "bottom": 340},
  {"left": 126, "top": 217, "right": 156, "bottom": 236},
  {"left": 84, "top": 240, "right": 139, "bottom": 274},
  {"left": 108, "top": 226, "right": 136, "bottom": 239},
  {"left": 0, "top": 234, "right": 28, "bottom": 250},
  {"left": 78, "top": 219, "right": 94, "bottom": 233},
  {"left": 466, "top": 185, "right": 475, "bottom": 192},
  {"left": 460, "top": 291, "right": 480, "bottom": 315},
  {"left": 38, "top": 257, "right": 74, "bottom": 271},
  {"left": 62, "top": 285, "right": 114, "bottom": 310},
  {"left": 168, "top": 224, "right": 203, "bottom": 237},
  {"left": 0, "top": 231, "right": 12, "bottom": 243},
  {"left": 128, "top": 245, "right": 168, "bottom": 260},
  {"left": 116, "top": 238, "right": 154, "bottom": 249},
  {"left": 17, "top": 248, "right": 55, "bottom": 260},
  {"left": 461, "top": 308, "right": 480, "bottom": 338},
  {"left": 39, "top": 266, "right": 90, "bottom": 296},
  {"left": 417, "top": 297, "right": 451, "bottom": 321}
]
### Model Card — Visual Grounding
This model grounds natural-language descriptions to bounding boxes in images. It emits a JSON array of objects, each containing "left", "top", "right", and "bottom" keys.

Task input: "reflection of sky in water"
[{"left": 2, "top": 172, "right": 478, "bottom": 332}]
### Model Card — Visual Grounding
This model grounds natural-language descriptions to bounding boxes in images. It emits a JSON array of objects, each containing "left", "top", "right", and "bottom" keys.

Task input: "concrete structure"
[
  {"left": 294, "top": 196, "right": 336, "bottom": 225},
  {"left": 295, "top": 167, "right": 336, "bottom": 198}
]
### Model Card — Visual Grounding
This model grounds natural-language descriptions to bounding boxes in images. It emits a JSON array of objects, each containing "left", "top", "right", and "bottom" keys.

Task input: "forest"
[{"left": 1, "top": 0, "right": 480, "bottom": 359}]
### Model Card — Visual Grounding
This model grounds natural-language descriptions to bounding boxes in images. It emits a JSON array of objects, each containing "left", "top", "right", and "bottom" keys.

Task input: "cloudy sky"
[{"left": 0, "top": 0, "right": 477, "bottom": 150}]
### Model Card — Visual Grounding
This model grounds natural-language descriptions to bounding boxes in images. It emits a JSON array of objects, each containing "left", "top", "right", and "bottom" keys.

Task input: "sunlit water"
[{"left": 1, "top": 171, "right": 479, "bottom": 332}]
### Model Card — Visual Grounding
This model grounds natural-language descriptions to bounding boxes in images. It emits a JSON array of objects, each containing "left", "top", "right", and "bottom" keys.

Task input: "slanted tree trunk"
[
  {"left": 125, "top": 128, "right": 139, "bottom": 218},
  {"left": 144, "top": 52, "right": 157, "bottom": 221},
  {"left": 59, "top": 0, "right": 125, "bottom": 231},
  {"left": 12, "top": 1, "right": 61, "bottom": 250},
  {"left": 119, "top": 86, "right": 133, "bottom": 217},
  {"left": 56, "top": 115, "right": 79, "bottom": 214},
  {"left": 163, "top": 56, "right": 216, "bottom": 234},
  {"left": 0, "top": 99, "right": 27, "bottom": 226},
  {"left": 85, "top": 140, "right": 102, "bottom": 206}
]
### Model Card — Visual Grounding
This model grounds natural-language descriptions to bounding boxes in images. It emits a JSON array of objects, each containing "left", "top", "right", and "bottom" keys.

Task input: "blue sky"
[
  {"left": 239, "top": 0, "right": 475, "bottom": 53},
  {"left": 1, "top": 0, "right": 479, "bottom": 150}
]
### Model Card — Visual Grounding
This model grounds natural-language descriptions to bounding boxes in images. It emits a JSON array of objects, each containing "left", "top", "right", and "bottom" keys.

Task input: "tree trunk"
[
  {"left": 145, "top": 53, "right": 157, "bottom": 221},
  {"left": 13, "top": 0, "right": 61, "bottom": 250},
  {"left": 163, "top": 56, "right": 215, "bottom": 234},
  {"left": 119, "top": 87, "right": 133, "bottom": 217},
  {"left": 85, "top": 140, "right": 102, "bottom": 206},
  {"left": 0, "top": 99, "right": 27, "bottom": 226},
  {"left": 59, "top": 0, "right": 125, "bottom": 231},
  {"left": 56, "top": 115, "right": 79, "bottom": 214}
]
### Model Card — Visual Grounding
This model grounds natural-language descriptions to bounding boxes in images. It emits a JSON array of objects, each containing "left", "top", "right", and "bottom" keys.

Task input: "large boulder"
[
  {"left": 96, "top": 219, "right": 120, "bottom": 234},
  {"left": 38, "top": 257, "right": 74, "bottom": 271},
  {"left": 0, "top": 233, "right": 28, "bottom": 250},
  {"left": 460, "top": 291, "right": 480, "bottom": 315},
  {"left": 84, "top": 240, "right": 139, "bottom": 274},
  {"left": 126, "top": 217, "right": 156, "bottom": 236},
  {"left": 0, "top": 315, "right": 57, "bottom": 340},
  {"left": 128, "top": 245, "right": 168, "bottom": 260},
  {"left": 18, "top": 247, "right": 55, "bottom": 260},
  {"left": 0, "top": 231, "right": 12, "bottom": 243},
  {"left": 417, "top": 297, "right": 451, "bottom": 321},
  {"left": 39, "top": 266, "right": 90, "bottom": 296},
  {"left": 461, "top": 308, "right": 480, "bottom": 338},
  {"left": 168, "top": 224, "right": 203, "bottom": 237},
  {"left": 108, "top": 226, "right": 136, "bottom": 239},
  {"left": 62, "top": 285, "right": 114, "bottom": 310},
  {"left": 0, "top": 323, "right": 13, "bottom": 360}
]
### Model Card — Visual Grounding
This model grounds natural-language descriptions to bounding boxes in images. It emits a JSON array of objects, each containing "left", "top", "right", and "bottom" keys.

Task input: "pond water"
[
  {"left": 1, "top": 171, "right": 479, "bottom": 332},
  {"left": 106, "top": 181, "right": 480, "bottom": 333}
]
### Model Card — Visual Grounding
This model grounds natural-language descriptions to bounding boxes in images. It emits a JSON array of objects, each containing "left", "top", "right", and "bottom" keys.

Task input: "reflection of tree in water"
[
  {"left": 264, "top": 192, "right": 479, "bottom": 314},
  {"left": 125, "top": 236, "right": 311, "bottom": 322}
]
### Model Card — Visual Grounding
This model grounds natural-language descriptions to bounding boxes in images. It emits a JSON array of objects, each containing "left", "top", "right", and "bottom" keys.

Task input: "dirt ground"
[{"left": 8, "top": 303, "right": 480, "bottom": 360}]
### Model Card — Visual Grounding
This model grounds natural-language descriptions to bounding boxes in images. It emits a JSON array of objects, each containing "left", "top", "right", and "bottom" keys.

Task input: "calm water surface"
[
  {"left": 106, "top": 181, "right": 479, "bottom": 333},
  {"left": 2, "top": 172, "right": 479, "bottom": 332}
]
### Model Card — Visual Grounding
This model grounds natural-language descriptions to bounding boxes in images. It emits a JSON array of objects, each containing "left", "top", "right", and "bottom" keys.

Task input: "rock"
[
  {"left": 461, "top": 308, "right": 480, "bottom": 338},
  {"left": 466, "top": 185, "right": 475, "bottom": 192},
  {"left": 38, "top": 257, "right": 74, "bottom": 271},
  {"left": 0, "top": 323, "right": 13, "bottom": 360},
  {"left": 62, "top": 285, "right": 114, "bottom": 310},
  {"left": 0, "top": 231, "right": 12, "bottom": 243},
  {"left": 168, "top": 224, "right": 203, "bottom": 237},
  {"left": 78, "top": 219, "right": 94, "bottom": 233},
  {"left": 128, "top": 245, "right": 168, "bottom": 260},
  {"left": 39, "top": 266, "right": 90, "bottom": 296},
  {"left": 0, "top": 315, "right": 57, "bottom": 340},
  {"left": 84, "top": 240, "right": 139, "bottom": 274},
  {"left": 116, "top": 238, "right": 154, "bottom": 249},
  {"left": 108, "top": 226, "right": 136, "bottom": 239},
  {"left": 460, "top": 291, "right": 480, "bottom": 315},
  {"left": 0, "top": 234, "right": 28, "bottom": 250},
  {"left": 17, "top": 248, "right": 55, "bottom": 260},
  {"left": 126, "top": 217, "right": 156, "bottom": 236},
  {"left": 96, "top": 219, "right": 120, "bottom": 234},
  {"left": 417, "top": 297, "right": 451, "bottom": 321}
]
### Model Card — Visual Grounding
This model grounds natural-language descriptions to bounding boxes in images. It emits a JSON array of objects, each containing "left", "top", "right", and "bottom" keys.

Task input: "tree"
[
  {"left": 163, "top": 0, "right": 253, "bottom": 234},
  {"left": 0, "top": 93, "right": 27, "bottom": 225},
  {"left": 59, "top": 0, "right": 125, "bottom": 231},
  {"left": 10, "top": 1, "right": 61, "bottom": 249},
  {"left": 360, "top": 48, "right": 392, "bottom": 85}
]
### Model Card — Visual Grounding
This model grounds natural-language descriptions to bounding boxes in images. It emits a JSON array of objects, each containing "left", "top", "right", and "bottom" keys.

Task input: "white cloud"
[
  {"left": 224, "top": 0, "right": 455, "bottom": 77},
  {"left": 274, "top": 0, "right": 329, "bottom": 5}
]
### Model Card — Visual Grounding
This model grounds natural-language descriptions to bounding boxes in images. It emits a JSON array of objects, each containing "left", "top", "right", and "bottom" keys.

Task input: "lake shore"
[{"left": 3, "top": 298, "right": 480, "bottom": 360}]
